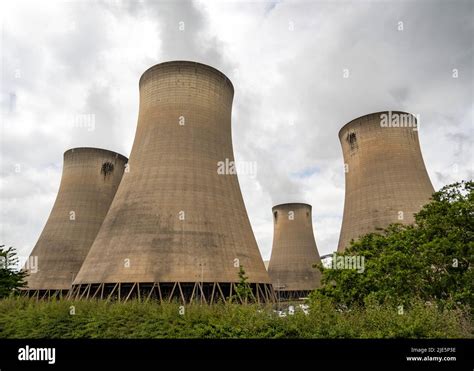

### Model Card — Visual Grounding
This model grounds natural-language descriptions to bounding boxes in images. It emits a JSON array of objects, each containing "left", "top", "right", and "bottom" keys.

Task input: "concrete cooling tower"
[
  {"left": 71, "top": 61, "right": 273, "bottom": 303},
  {"left": 337, "top": 111, "right": 434, "bottom": 252},
  {"left": 24, "top": 147, "right": 127, "bottom": 297},
  {"left": 268, "top": 203, "right": 321, "bottom": 299}
]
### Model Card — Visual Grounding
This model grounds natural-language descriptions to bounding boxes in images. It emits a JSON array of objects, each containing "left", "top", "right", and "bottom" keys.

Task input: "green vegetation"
[
  {"left": 0, "top": 297, "right": 471, "bottom": 338},
  {"left": 234, "top": 265, "right": 252, "bottom": 303},
  {"left": 0, "top": 245, "right": 27, "bottom": 299},
  {"left": 312, "top": 180, "right": 473, "bottom": 311}
]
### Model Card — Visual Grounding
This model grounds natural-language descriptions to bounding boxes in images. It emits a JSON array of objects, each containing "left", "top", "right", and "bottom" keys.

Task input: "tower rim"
[
  {"left": 64, "top": 147, "right": 128, "bottom": 162},
  {"left": 272, "top": 202, "right": 312, "bottom": 211},
  {"left": 139, "top": 60, "right": 234, "bottom": 93},
  {"left": 338, "top": 110, "right": 418, "bottom": 139}
]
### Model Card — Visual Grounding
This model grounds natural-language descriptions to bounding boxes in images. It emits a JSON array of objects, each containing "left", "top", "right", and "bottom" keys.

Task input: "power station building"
[
  {"left": 24, "top": 147, "right": 127, "bottom": 297},
  {"left": 71, "top": 61, "right": 273, "bottom": 303},
  {"left": 337, "top": 111, "right": 434, "bottom": 252},
  {"left": 268, "top": 203, "right": 321, "bottom": 299}
]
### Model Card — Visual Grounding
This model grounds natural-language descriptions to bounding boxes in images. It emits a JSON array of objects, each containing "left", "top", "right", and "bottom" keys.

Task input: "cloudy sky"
[{"left": 1, "top": 0, "right": 472, "bottom": 262}]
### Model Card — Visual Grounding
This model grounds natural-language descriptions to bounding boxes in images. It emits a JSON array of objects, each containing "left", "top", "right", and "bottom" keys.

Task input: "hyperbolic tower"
[
  {"left": 268, "top": 203, "right": 321, "bottom": 299},
  {"left": 72, "top": 61, "right": 273, "bottom": 303},
  {"left": 337, "top": 111, "right": 434, "bottom": 252},
  {"left": 25, "top": 147, "right": 127, "bottom": 297}
]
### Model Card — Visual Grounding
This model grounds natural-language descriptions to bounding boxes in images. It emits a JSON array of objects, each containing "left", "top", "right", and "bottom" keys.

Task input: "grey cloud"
[
  {"left": 446, "top": 132, "right": 471, "bottom": 156},
  {"left": 122, "top": 0, "right": 232, "bottom": 72},
  {"left": 68, "top": 83, "right": 127, "bottom": 155}
]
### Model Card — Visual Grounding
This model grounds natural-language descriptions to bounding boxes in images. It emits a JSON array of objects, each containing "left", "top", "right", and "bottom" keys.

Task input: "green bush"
[{"left": 0, "top": 297, "right": 471, "bottom": 339}]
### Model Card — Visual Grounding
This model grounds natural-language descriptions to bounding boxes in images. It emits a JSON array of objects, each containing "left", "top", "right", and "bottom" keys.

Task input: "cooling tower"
[
  {"left": 268, "top": 203, "right": 321, "bottom": 299},
  {"left": 337, "top": 111, "right": 434, "bottom": 252},
  {"left": 24, "top": 147, "right": 127, "bottom": 297},
  {"left": 72, "top": 61, "right": 273, "bottom": 303}
]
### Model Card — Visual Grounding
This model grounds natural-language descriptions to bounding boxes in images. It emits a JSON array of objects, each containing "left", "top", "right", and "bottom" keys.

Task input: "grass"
[{"left": 0, "top": 297, "right": 471, "bottom": 339}]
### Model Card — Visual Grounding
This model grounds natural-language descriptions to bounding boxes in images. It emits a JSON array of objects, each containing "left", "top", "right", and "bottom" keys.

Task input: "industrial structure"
[
  {"left": 337, "top": 111, "right": 434, "bottom": 252},
  {"left": 24, "top": 147, "right": 127, "bottom": 297},
  {"left": 268, "top": 203, "right": 321, "bottom": 299},
  {"left": 71, "top": 61, "right": 273, "bottom": 303}
]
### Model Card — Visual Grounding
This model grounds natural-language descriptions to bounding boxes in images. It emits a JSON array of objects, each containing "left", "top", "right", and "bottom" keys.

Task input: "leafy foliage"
[
  {"left": 0, "top": 297, "right": 470, "bottom": 339},
  {"left": 0, "top": 245, "right": 28, "bottom": 298},
  {"left": 234, "top": 265, "right": 252, "bottom": 303},
  {"left": 312, "top": 180, "right": 473, "bottom": 310}
]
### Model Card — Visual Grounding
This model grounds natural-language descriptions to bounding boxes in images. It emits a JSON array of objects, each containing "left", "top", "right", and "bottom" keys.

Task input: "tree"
[
  {"left": 0, "top": 245, "right": 28, "bottom": 298},
  {"left": 234, "top": 265, "right": 253, "bottom": 304},
  {"left": 311, "top": 180, "right": 473, "bottom": 310}
]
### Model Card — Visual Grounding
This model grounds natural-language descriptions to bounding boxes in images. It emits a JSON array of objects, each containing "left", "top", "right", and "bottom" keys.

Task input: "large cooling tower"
[
  {"left": 268, "top": 203, "right": 321, "bottom": 299},
  {"left": 337, "top": 111, "right": 434, "bottom": 252},
  {"left": 72, "top": 61, "right": 273, "bottom": 303},
  {"left": 24, "top": 147, "right": 127, "bottom": 297}
]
